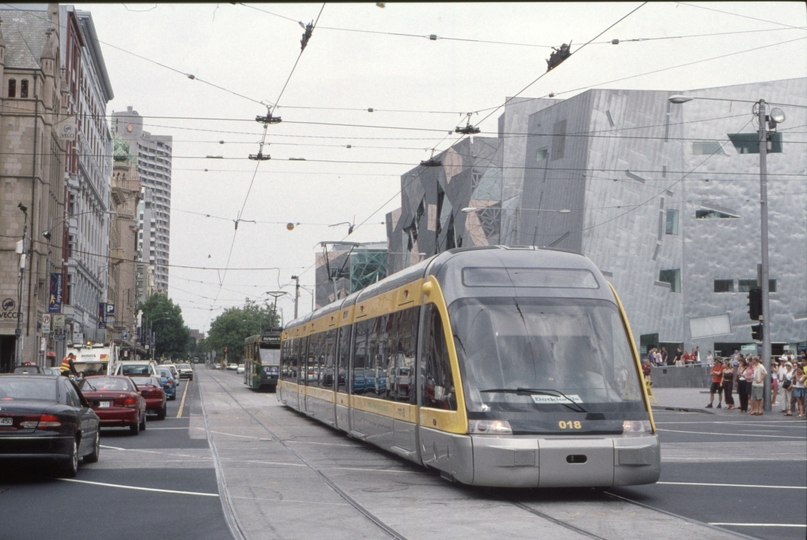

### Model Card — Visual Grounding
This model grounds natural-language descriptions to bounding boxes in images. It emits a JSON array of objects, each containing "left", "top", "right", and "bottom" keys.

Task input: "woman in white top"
[{"left": 780, "top": 362, "right": 794, "bottom": 415}]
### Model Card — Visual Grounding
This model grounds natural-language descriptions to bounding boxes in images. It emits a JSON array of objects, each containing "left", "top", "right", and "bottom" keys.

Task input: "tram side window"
[
  {"left": 422, "top": 304, "right": 457, "bottom": 410},
  {"left": 281, "top": 338, "right": 295, "bottom": 382},
  {"left": 336, "top": 326, "right": 350, "bottom": 393},
  {"left": 352, "top": 320, "right": 371, "bottom": 394},
  {"left": 321, "top": 329, "right": 337, "bottom": 389},
  {"left": 385, "top": 307, "right": 418, "bottom": 403},
  {"left": 366, "top": 314, "right": 388, "bottom": 398},
  {"left": 305, "top": 333, "right": 320, "bottom": 386}
]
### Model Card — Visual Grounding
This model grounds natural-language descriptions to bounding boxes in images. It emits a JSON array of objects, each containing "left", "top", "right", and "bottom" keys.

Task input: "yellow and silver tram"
[{"left": 278, "top": 246, "right": 660, "bottom": 488}]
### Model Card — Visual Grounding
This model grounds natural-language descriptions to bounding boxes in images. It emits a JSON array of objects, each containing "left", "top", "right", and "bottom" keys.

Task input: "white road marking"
[
  {"left": 658, "top": 481, "right": 806, "bottom": 490},
  {"left": 710, "top": 523, "right": 806, "bottom": 528},
  {"left": 58, "top": 478, "right": 219, "bottom": 497},
  {"left": 657, "top": 427, "right": 804, "bottom": 439}
]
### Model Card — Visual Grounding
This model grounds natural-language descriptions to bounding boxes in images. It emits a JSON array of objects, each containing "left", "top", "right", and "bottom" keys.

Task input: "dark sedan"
[
  {"left": 78, "top": 376, "right": 147, "bottom": 435},
  {"left": 0, "top": 375, "right": 100, "bottom": 477},
  {"left": 129, "top": 376, "right": 167, "bottom": 420}
]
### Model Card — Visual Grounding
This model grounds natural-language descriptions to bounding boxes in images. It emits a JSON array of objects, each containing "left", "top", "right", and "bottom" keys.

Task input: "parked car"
[
  {"left": 77, "top": 376, "right": 147, "bottom": 435},
  {"left": 129, "top": 376, "right": 167, "bottom": 420},
  {"left": 227, "top": 363, "right": 238, "bottom": 371},
  {"left": 0, "top": 374, "right": 100, "bottom": 477},
  {"left": 12, "top": 365, "right": 45, "bottom": 375},
  {"left": 158, "top": 368, "right": 177, "bottom": 400},
  {"left": 236, "top": 365, "right": 245, "bottom": 375},
  {"left": 176, "top": 363, "right": 194, "bottom": 380}
]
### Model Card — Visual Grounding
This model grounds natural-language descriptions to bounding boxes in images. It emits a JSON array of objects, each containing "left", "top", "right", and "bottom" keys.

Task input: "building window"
[
  {"left": 714, "top": 279, "right": 734, "bottom": 293},
  {"left": 739, "top": 279, "right": 777, "bottom": 293},
  {"left": 659, "top": 269, "right": 681, "bottom": 293},
  {"left": 8, "top": 79, "right": 16, "bottom": 97},
  {"left": 20, "top": 80, "right": 28, "bottom": 98},
  {"left": 692, "top": 141, "right": 725, "bottom": 155},
  {"left": 665, "top": 209, "right": 679, "bottom": 235},
  {"left": 536, "top": 147, "right": 548, "bottom": 162},
  {"left": 696, "top": 208, "right": 739, "bottom": 219}
]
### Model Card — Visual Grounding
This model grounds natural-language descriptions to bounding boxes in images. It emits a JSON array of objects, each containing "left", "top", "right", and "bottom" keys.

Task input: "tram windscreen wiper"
[{"left": 479, "top": 388, "right": 587, "bottom": 413}]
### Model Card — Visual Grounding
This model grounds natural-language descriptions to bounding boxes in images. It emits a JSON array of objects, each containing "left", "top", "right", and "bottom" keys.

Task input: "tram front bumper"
[{"left": 470, "top": 434, "right": 660, "bottom": 488}]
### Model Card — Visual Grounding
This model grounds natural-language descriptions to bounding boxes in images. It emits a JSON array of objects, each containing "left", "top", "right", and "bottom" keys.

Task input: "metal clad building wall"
[
  {"left": 679, "top": 78, "right": 807, "bottom": 347},
  {"left": 582, "top": 89, "right": 685, "bottom": 346}
]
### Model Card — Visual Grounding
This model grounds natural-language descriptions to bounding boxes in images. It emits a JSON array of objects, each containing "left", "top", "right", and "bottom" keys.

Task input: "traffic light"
[
  {"left": 747, "top": 288, "right": 762, "bottom": 320},
  {"left": 751, "top": 323, "right": 763, "bottom": 341}
]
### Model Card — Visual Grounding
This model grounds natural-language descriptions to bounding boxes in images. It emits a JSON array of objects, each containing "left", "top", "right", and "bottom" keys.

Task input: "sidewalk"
[{"left": 649, "top": 387, "right": 802, "bottom": 421}]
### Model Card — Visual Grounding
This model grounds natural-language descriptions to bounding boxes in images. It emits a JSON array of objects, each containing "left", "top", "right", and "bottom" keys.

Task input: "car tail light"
[
  {"left": 21, "top": 414, "right": 62, "bottom": 430},
  {"left": 118, "top": 396, "right": 138, "bottom": 408}
]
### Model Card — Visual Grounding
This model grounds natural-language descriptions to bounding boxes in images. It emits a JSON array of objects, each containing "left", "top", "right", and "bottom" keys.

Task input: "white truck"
[{"left": 67, "top": 342, "right": 120, "bottom": 376}]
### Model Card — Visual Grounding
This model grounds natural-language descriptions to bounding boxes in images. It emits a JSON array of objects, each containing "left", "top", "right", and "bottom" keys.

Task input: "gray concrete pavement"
[{"left": 649, "top": 386, "right": 802, "bottom": 420}]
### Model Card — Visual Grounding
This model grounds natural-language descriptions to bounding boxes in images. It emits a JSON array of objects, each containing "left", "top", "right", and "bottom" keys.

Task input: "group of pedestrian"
[
  {"left": 706, "top": 351, "right": 807, "bottom": 417},
  {"left": 646, "top": 346, "right": 705, "bottom": 367}
]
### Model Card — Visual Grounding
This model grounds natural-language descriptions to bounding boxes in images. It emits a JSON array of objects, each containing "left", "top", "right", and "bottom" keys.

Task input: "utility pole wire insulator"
[{"left": 301, "top": 22, "right": 314, "bottom": 52}]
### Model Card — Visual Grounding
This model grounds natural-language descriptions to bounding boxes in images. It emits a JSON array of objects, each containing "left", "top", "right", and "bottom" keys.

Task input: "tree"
[
  {"left": 139, "top": 293, "right": 190, "bottom": 361},
  {"left": 205, "top": 299, "right": 279, "bottom": 363}
]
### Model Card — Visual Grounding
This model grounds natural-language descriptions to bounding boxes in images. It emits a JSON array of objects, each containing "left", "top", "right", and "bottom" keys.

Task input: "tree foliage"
[
  {"left": 204, "top": 300, "right": 279, "bottom": 363},
  {"left": 139, "top": 293, "right": 191, "bottom": 361}
]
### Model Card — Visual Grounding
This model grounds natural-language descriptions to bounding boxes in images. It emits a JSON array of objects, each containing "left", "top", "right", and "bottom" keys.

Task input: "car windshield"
[
  {"left": 450, "top": 297, "right": 643, "bottom": 415},
  {"left": 121, "top": 364, "right": 151, "bottom": 376},
  {"left": 0, "top": 378, "right": 57, "bottom": 401},
  {"left": 79, "top": 377, "right": 132, "bottom": 392},
  {"left": 177, "top": 364, "right": 191, "bottom": 369}
]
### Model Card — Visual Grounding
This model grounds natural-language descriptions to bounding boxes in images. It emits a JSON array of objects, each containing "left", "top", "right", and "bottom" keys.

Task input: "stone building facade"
[
  {"left": 0, "top": 4, "right": 113, "bottom": 370},
  {"left": 0, "top": 4, "right": 68, "bottom": 369},
  {"left": 108, "top": 136, "right": 140, "bottom": 357}
]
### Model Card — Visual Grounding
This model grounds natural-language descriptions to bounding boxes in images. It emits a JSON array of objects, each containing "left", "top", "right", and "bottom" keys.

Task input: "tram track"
[
  {"left": 201, "top": 369, "right": 410, "bottom": 540},
  {"left": 199, "top": 373, "right": 632, "bottom": 540},
  {"left": 199, "top": 370, "right": 729, "bottom": 540}
]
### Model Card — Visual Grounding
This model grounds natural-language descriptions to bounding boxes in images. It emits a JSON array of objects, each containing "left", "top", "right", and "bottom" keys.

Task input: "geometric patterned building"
[{"left": 387, "top": 78, "right": 807, "bottom": 357}]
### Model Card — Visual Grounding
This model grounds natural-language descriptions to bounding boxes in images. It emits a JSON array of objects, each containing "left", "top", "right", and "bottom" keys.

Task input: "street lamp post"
[
  {"left": 669, "top": 94, "right": 784, "bottom": 412},
  {"left": 265, "top": 291, "right": 287, "bottom": 327},
  {"left": 15, "top": 203, "right": 28, "bottom": 364}
]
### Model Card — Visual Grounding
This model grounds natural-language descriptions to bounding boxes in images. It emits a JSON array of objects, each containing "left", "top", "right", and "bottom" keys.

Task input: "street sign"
[{"left": 42, "top": 314, "right": 51, "bottom": 334}]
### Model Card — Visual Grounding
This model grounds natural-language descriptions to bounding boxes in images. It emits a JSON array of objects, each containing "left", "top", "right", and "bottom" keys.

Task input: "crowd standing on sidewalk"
[{"left": 702, "top": 352, "right": 807, "bottom": 418}]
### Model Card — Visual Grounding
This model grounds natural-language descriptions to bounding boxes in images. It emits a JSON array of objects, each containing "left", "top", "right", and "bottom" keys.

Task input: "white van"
[{"left": 68, "top": 342, "right": 119, "bottom": 376}]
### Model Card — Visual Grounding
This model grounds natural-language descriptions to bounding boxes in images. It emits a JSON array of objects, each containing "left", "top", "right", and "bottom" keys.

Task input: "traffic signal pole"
[{"left": 757, "top": 100, "right": 772, "bottom": 413}]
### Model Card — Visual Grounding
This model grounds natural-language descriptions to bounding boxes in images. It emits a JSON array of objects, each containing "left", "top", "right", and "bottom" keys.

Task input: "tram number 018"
[{"left": 558, "top": 420, "right": 582, "bottom": 429}]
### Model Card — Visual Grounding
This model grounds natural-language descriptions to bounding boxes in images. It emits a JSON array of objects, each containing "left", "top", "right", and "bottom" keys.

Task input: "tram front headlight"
[
  {"left": 622, "top": 420, "right": 652, "bottom": 435},
  {"left": 468, "top": 419, "right": 512, "bottom": 435}
]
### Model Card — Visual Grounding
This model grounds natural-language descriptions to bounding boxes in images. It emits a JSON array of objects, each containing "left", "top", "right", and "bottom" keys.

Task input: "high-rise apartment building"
[{"left": 112, "top": 107, "right": 172, "bottom": 295}]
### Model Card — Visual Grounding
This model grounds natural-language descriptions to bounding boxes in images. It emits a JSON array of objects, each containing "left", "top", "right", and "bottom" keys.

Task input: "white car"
[
  {"left": 236, "top": 365, "right": 245, "bottom": 374},
  {"left": 176, "top": 363, "right": 194, "bottom": 380},
  {"left": 227, "top": 363, "right": 238, "bottom": 371}
]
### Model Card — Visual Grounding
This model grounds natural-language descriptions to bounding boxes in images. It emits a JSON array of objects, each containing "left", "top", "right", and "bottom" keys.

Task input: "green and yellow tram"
[{"left": 244, "top": 329, "right": 282, "bottom": 391}]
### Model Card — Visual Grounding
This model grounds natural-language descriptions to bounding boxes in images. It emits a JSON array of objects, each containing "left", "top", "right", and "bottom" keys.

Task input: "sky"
[{"left": 72, "top": 2, "right": 807, "bottom": 334}]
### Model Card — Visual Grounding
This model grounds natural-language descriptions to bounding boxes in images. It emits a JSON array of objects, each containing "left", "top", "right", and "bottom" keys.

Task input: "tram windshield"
[
  {"left": 450, "top": 297, "right": 644, "bottom": 415},
  {"left": 259, "top": 348, "right": 281, "bottom": 365}
]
